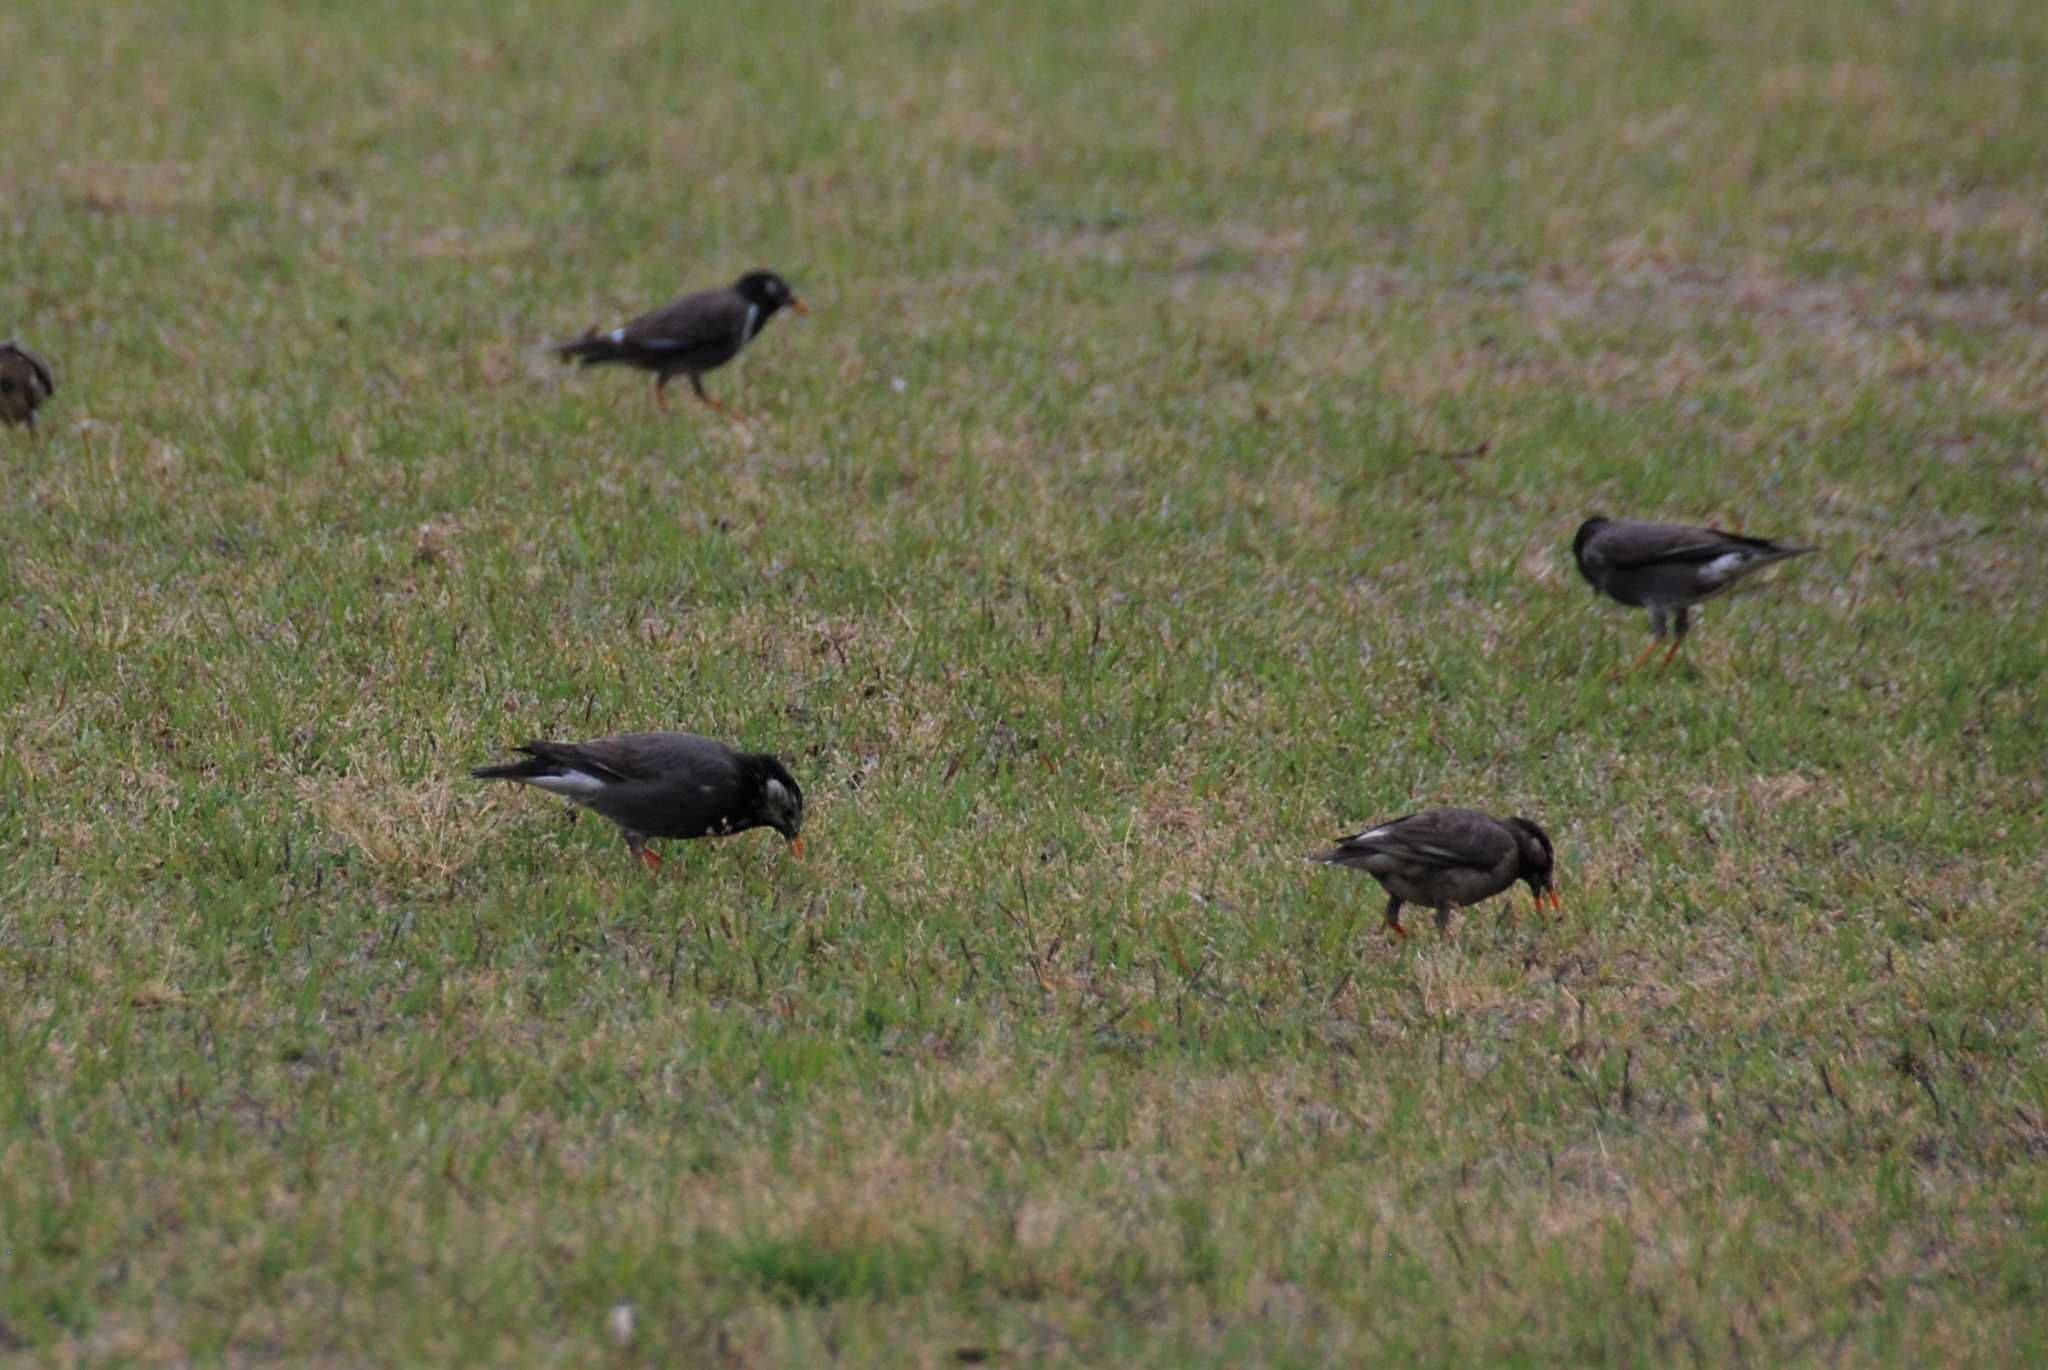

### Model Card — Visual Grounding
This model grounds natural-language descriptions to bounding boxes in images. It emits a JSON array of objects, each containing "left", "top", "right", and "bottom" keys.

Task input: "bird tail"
[
  {"left": 471, "top": 757, "right": 554, "bottom": 782},
  {"left": 471, "top": 743, "right": 572, "bottom": 782},
  {"left": 1732, "top": 534, "right": 1817, "bottom": 565},
  {"left": 1743, "top": 542, "right": 1817, "bottom": 574},
  {"left": 551, "top": 330, "right": 633, "bottom": 367}
]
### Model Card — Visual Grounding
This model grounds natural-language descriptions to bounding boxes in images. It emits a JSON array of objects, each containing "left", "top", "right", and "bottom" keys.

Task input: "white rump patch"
[{"left": 529, "top": 769, "right": 608, "bottom": 797}]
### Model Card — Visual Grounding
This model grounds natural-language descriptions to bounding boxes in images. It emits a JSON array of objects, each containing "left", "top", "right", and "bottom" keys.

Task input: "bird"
[
  {"left": 0, "top": 341, "right": 55, "bottom": 434},
  {"left": 1573, "top": 516, "right": 1816, "bottom": 669},
  {"left": 471, "top": 731, "right": 804, "bottom": 868},
  {"left": 552, "top": 270, "right": 807, "bottom": 419},
  {"left": 1310, "top": 807, "right": 1558, "bottom": 940}
]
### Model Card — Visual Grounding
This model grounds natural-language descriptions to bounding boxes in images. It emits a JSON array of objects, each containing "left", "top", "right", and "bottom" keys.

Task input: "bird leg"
[
  {"left": 1434, "top": 904, "right": 1455, "bottom": 936},
  {"left": 1383, "top": 895, "right": 1410, "bottom": 941},
  {"left": 1659, "top": 609, "right": 1691, "bottom": 669},
  {"left": 627, "top": 836, "right": 663, "bottom": 871},
  {"left": 1627, "top": 605, "right": 1675, "bottom": 673},
  {"left": 690, "top": 373, "right": 747, "bottom": 423},
  {"left": 653, "top": 376, "right": 671, "bottom": 412}
]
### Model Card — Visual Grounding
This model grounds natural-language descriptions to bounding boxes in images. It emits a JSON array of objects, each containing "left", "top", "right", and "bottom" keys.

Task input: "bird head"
[
  {"left": 756, "top": 758, "right": 807, "bottom": 855},
  {"left": 1506, "top": 817, "right": 1561, "bottom": 911},
  {"left": 1571, "top": 517, "right": 1610, "bottom": 579},
  {"left": 734, "top": 269, "right": 809, "bottom": 317}
]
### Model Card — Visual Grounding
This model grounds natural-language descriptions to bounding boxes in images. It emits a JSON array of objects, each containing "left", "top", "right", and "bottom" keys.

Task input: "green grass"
[{"left": 3, "top": 0, "right": 2046, "bottom": 1362}]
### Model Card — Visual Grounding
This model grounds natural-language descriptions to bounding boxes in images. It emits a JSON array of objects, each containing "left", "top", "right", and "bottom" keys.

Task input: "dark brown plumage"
[
  {"left": 1311, "top": 807, "right": 1559, "bottom": 940},
  {"left": 472, "top": 731, "right": 804, "bottom": 868},
  {"left": 1574, "top": 516, "right": 1816, "bottom": 669},
  {"left": 0, "top": 341, "right": 55, "bottom": 434},
  {"left": 553, "top": 270, "right": 806, "bottom": 419}
]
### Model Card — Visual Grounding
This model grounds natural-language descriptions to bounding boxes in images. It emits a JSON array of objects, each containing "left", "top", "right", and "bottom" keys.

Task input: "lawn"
[{"left": 2, "top": 0, "right": 2045, "bottom": 1363}]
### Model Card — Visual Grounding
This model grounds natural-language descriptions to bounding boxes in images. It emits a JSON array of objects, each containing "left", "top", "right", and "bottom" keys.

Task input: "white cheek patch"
[
  {"left": 529, "top": 770, "right": 608, "bottom": 797},
  {"left": 608, "top": 328, "right": 626, "bottom": 343},
  {"left": 740, "top": 303, "right": 760, "bottom": 344},
  {"left": 765, "top": 778, "right": 790, "bottom": 810}
]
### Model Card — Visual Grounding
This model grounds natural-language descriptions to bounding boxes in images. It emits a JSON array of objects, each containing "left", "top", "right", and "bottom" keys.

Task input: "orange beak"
[
  {"left": 788, "top": 836, "right": 804, "bottom": 859},
  {"left": 789, "top": 296, "right": 810, "bottom": 316}
]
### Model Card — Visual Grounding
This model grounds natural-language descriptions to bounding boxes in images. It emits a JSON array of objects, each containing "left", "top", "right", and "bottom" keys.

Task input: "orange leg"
[
  {"left": 1660, "top": 636, "right": 1685, "bottom": 668},
  {"left": 1384, "top": 897, "right": 1409, "bottom": 941},
  {"left": 1629, "top": 636, "right": 1664, "bottom": 671},
  {"left": 690, "top": 374, "right": 747, "bottom": 423}
]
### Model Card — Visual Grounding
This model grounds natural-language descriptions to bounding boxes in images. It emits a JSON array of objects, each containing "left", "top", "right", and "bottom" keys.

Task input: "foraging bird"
[
  {"left": 1311, "top": 807, "right": 1558, "bottom": 940},
  {"left": 1573, "top": 516, "right": 1816, "bottom": 669},
  {"left": 0, "top": 341, "right": 55, "bottom": 434},
  {"left": 552, "top": 270, "right": 807, "bottom": 419},
  {"left": 472, "top": 732, "right": 805, "bottom": 868}
]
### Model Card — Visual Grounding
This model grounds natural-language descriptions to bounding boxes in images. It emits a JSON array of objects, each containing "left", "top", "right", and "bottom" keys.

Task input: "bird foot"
[{"left": 637, "top": 846, "right": 663, "bottom": 871}]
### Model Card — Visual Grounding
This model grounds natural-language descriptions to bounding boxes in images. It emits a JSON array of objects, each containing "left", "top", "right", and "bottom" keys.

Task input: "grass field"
[{"left": 4, "top": 0, "right": 2047, "bottom": 1362}]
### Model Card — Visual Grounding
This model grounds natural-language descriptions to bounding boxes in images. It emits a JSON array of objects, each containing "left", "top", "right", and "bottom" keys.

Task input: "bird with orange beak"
[
  {"left": 473, "top": 732, "right": 804, "bottom": 869},
  {"left": 1311, "top": 808, "right": 1559, "bottom": 940},
  {"left": 553, "top": 269, "right": 808, "bottom": 419}
]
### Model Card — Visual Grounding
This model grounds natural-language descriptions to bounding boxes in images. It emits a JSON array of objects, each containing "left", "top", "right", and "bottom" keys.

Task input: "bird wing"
[
  {"left": 615, "top": 289, "right": 751, "bottom": 356},
  {"left": 543, "top": 732, "right": 740, "bottom": 785},
  {"left": 1329, "top": 808, "right": 1513, "bottom": 869},
  {"left": 1587, "top": 520, "right": 1757, "bottom": 570}
]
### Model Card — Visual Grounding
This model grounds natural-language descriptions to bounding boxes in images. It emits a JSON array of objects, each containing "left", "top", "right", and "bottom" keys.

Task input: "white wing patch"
[
  {"left": 528, "top": 769, "right": 609, "bottom": 797},
  {"left": 1700, "top": 551, "right": 1752, "bottom": 585}
]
